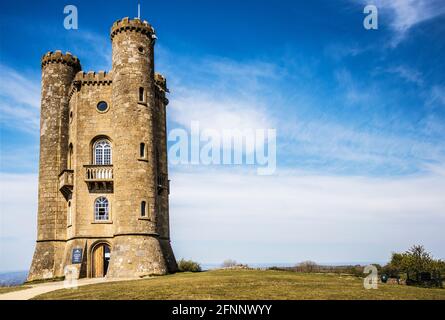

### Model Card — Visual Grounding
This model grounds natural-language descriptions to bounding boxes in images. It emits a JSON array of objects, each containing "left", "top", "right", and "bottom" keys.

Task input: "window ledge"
[
  {"left": 137, "top": 158, "right": 149, "bottom": 162},
  {"left": 138, "top": 217, "right": 151, "bottom": 221},
  {"left": 92, "top": 220, "right": 113, "bottom": 224},
  {"left": 137, "top": 101, "right": 147, "bottom": 106}
]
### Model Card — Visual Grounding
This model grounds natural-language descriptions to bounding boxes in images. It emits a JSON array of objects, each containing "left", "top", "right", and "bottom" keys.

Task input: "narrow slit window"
[
  {"left": 139, "top": 87, "right": 145, "bottom": 102},
  {"left": 68, "top": 201, "right": 72, "bottom": 225},
  {"left": 141, "top": 201, "right": 146, "bottom": 217},
  {"left": 140, "top": 143, "right": 145, "bottom": 158}
]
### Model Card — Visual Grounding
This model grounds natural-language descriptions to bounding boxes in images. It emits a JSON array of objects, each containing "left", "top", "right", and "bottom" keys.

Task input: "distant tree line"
[{"left": 268, "top": 245, "right": 444, "bottom": 288}]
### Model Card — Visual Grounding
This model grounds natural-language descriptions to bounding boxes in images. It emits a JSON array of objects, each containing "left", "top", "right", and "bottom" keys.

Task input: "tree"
[
  {"left": 384, "top": 245, "right": 443, "bottom": 287},
  {"left": 222, "top": 259, "right": 238, "bottom": 268},
  {"left": 296, "top": 261, "right": 318, "bottom": 273},
  {"left": 405, "top": 245, "right": 434, "bottom": 273}
]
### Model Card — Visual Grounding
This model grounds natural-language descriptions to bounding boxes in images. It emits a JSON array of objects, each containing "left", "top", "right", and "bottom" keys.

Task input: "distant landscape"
[{"left": 0, "top": 271, "right": 28, "bottom": 287}]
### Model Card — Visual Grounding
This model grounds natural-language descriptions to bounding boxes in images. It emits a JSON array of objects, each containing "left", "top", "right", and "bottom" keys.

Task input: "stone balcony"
[
  {"left": 84, "top": 165, "right": 113, "bottom": 193},
  {"left": 59, "top": 169, "right": 74, "bottom": 200}
]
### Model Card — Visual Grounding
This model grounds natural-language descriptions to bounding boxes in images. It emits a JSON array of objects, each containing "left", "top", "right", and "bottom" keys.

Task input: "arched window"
[
  {"left": 94, "top": 139, "right": 112, "bottom": 165},
  {"left": 94, "top": 197, "right": 109, "bottom": 221},
  {"left": 141, "top": 201, "right": 147, "bottom": 217},
  {"left": 140, "top": 143, "right": 145, "bottom": 158}
]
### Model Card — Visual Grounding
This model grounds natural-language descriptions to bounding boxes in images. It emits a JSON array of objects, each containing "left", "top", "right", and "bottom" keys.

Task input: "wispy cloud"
[
  {"left": 0, "top": 65, "right": 40, "bottom": 109},
  {"left": 67, "top": 30, "right": 112, "bottom": 71},
  {"left": 384, "top": 65, "right": 424, "bottom": 86},
  {"left": 0, "top": 64, "right": 40, "bottom": 133},
  {"left": 428, "top": 85, "right": 445, "bottom": 107},
  {"left": 159, "top": 52, "right": 277, "bottom": 131},
  {"left": 334, "top": 68, "right": 374, "bottom": 104},
  {"left": 363, "top": 0, "right": 445, "bottom": 46},
  {"left": 158, "top": 48, "right": 445, "bottom": 175}
]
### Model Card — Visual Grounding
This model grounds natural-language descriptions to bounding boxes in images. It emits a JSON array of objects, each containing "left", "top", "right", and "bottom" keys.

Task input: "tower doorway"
[{"left": 92, "top": 243, "right": 111, "bottom": 278}]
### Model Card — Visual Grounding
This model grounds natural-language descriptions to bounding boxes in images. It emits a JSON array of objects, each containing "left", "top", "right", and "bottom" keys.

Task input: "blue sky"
[{"left": 1, "top": 0, "right": 445, "bottom": 271}]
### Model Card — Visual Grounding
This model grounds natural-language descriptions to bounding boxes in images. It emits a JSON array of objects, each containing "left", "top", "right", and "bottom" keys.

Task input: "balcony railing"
[
  {"left": 85, "top": 165, "right": 113, "bottom": 180},
  {"left": 59, "top": 169, "right": 74, "bottom": 200},
  {"left": 84, "top": 165, "right": 113, "bottom": 193}
]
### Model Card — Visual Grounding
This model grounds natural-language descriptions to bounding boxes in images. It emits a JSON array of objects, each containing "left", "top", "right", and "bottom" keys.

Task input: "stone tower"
[{"left": 27, "top": 17, "right": 177, "bottom": 282}]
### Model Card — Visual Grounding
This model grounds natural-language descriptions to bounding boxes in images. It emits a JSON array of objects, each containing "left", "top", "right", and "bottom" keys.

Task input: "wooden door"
[{"left": 93, "top": 245, "right": 104, "bottom": 278}]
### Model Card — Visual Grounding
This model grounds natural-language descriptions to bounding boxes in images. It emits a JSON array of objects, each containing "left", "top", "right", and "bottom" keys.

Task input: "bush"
[
  {"left": 267, "top": 266, "right": 289, "bottom": 272},
  {"left": 178, "top": 259, "right": 202, "bottom": 272}
]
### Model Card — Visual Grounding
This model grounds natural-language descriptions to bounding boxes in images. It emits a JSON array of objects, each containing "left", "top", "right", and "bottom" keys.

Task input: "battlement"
[
  {"left": 41, "top": 50, "right": 81, "bottom": 72},
  {"left": 110, "top": 17, "right": 156, "bottom": 41},
  {"left": 68, "top": 71, "right": 112, "bottom": 101},
  {"left": 73, "top": 70, "right": 113, "bottom": 85}
]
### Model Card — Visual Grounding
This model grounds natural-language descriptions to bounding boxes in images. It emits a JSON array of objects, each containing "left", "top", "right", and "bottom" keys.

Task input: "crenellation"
[
  {"left": 41, "top": 51, "right": 81, "bottom": 72},
  {"left": 110, "top": 17, "right": 155, "bottom": 41}
]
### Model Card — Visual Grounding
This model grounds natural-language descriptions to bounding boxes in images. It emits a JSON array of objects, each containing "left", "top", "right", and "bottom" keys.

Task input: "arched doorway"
[{"left": 92, "top": 243, "right": 111, "bottom": 278}]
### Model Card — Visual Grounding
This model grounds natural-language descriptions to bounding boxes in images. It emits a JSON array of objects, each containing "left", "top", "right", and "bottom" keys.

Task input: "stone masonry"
[{"left": 27, "top": 17, "right": 177, "bottom": 281}]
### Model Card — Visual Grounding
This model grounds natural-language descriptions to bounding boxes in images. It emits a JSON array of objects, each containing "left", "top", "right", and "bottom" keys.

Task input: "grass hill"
[{"left": 33, "top": 269, "right": 445, "bottom": 300}]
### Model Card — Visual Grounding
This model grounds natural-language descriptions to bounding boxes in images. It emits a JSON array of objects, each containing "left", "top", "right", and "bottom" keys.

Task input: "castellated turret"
[{"left": 28, "top": 17, "right": 177, "bottom": 282}]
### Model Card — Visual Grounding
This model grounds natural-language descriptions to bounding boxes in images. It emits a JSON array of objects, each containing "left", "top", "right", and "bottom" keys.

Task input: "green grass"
[
  {"left": 33, "top": 269, "right": 445, "bottom": 300},
  {"left": 0, "top": 285, "right": 29, "bottom": 294}
]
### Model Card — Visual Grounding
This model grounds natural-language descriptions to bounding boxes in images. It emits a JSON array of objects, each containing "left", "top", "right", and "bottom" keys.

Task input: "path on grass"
[{"left": 0, "top": 277, "right": 137, "bottom": 300}]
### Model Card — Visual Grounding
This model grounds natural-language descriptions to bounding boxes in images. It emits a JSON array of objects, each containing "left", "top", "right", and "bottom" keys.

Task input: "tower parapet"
[
  {"left": 110, "top": 17, "right": 156, "bottom": 41},
  {"left": 41, "top": 51, "right": 81, "bottom": 72}
]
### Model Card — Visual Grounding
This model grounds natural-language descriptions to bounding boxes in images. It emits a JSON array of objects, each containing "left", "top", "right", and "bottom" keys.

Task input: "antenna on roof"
[{"left": 138, "top": 1, "right": 141, "bottom": 19}]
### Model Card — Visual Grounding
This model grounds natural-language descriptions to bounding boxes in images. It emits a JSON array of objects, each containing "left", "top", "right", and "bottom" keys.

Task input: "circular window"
[
  {"left": 138, "top": 46, "right": 144, "bottom": 53},
  {"left": 97, "top": 101, "right": 108, "bottom": 112}
]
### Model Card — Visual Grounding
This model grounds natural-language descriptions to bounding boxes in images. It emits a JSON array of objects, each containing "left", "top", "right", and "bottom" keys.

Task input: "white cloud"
[
  {"left": 162, "top": 54, "right": 277, "bottom": 132},
  {"left": 0, "top": 64, "right": 40, "bottom": 133},
  {"left": 2, "top": 166, "right": 444, "bottom": 270},
  {"left": 0, "top": 65, "right": 40, "bottom": 109},
  {"left": 169, "top": 166, "right": 445, "bottom": 263},
  {"left": 169, "top": 89, "right": 272, "bottom": 131},
  {"left": 0, "top": 174, "right": 37, "bottom": 271}
]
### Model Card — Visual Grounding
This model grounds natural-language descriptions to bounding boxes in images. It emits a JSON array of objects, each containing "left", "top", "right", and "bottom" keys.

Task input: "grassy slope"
[{"left": 34, "top": 269, "right": 445, "bottom": 300}]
